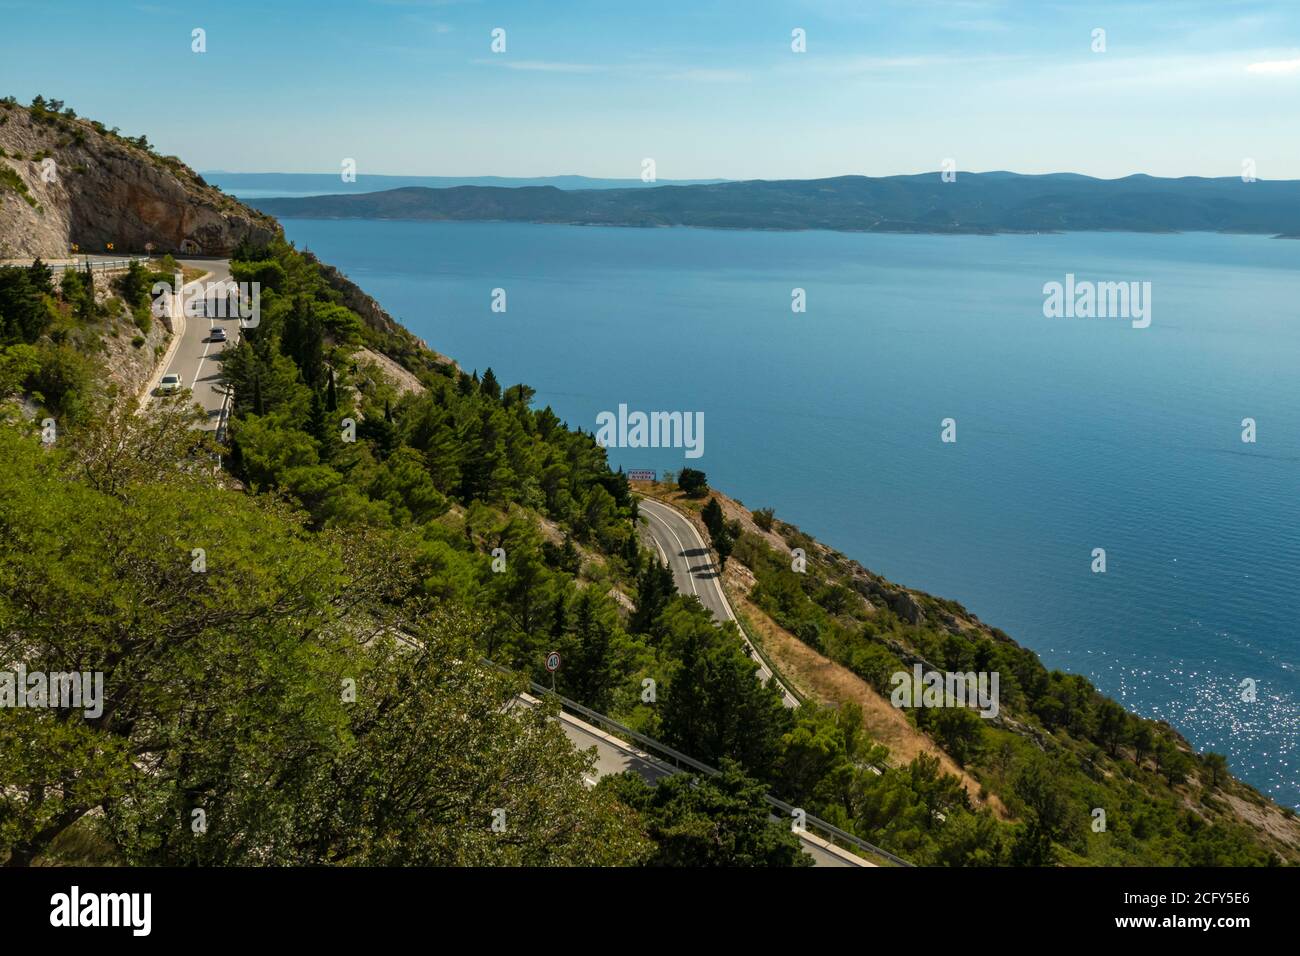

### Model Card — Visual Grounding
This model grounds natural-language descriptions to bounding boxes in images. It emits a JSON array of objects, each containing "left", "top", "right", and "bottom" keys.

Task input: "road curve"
[
  {"left": 637, "top": 496, "right": 799, "bottom": 708},
  {"left": 143, "top": 279, "right": 857, "bottom": 865},
  {"left": 548, "top": 700, "right": 867, "bottom": 867},
  {"left": 145, "top": 257, "right": 237, "bottom": 434}
]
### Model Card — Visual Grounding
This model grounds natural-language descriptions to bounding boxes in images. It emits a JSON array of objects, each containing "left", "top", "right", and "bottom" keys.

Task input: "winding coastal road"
[
  {"left": 131, "top": 267, "right": 862, "bottom": 865},
  {"left": 143, "top": 257, "right": 237, "bottom": 437},
  {"left": 548, "top": 699, "right": 868, "bottom": 867},
  {"left": 637, "top": 496, "right": 799, "bottom": 708}
]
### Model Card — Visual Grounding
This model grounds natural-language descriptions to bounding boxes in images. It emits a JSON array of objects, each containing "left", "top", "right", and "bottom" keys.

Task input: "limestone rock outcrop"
[{"left": 0, "top": 100, "right": 277, "bottom": 259}]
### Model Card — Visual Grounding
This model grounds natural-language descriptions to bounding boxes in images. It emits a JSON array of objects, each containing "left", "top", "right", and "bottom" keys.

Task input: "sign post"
[{"left": 545, "top": 650, "right": 561, "bottom": 693}]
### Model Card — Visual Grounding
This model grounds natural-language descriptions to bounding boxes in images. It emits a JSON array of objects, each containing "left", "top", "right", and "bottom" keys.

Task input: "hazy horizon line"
[{"left": 202, "top": 169, "right": 1300, "bottom": 184}]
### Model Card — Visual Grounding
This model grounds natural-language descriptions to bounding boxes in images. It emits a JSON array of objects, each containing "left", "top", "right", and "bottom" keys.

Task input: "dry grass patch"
[{"left": 725, "top": 568, "right": 1010, "bottom": 819}]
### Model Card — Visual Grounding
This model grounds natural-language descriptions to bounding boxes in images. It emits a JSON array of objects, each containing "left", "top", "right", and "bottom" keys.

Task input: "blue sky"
[{"left": 2, "top": 0, "right": 1298, "bottom": 179}]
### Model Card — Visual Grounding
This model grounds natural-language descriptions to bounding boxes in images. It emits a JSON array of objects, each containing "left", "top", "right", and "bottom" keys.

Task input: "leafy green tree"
[
  {"left": 0, "top": 417, "right": 649, "bottom": 866},
  {"left": 1097, "top": 699, "right": 1128, "bottom": 757},
  {"left": 27, "top": 258, "right": 53, "bottom": 296},
  {"left": 702, "top": 497, "right": 724, "bottom": 539},
  {"left": 113, "top": 260, "right": 150, "bottom": 308},
  {"left": 229, "top": 414, "right": 320, "bottom": 491},
  {"left": 367, "top": 446, "right": 448, "bottom": 525},
  {"left": 677, "top": 467, "right": 707, "bottom": 497},
  {"left": 699, "top": 497, "right": 735, "bottom": 568},
  {"left": 229, "top": 258, "right": 287, "bottom": 294},
  {"left": 600, "top": 761, "right": 810, "bottom": 867},
  {"left": 1203, "top": 752, "right": 1228, "bottom": 789},
  {"left": 1161, "top": 746, "right": 1192, "bottom": 787},
  {"left": 933, "top": 809, "right": 1006, "bottom": 867},
  {"left": 0, "top": 344, "right": 40, "bottom": 397},
  {"left": 630, "top": 557, "right": 675, "bottom": 637},
  {"left": 27, "top": 343, "right": 96, "bottom": 424},
  {"left": 576, "top": 483, "right": 617, "bottom": 546},
  {"left": 775, "top": 707, "right": 852, "bottom": 804},
  {"left": 457, "top": 407, "right": 510, "bottom": 502},
  {"left": 542, "top": 533, "right": 581, "bottom": 575},
  {"left": 559, "top": 589, "right": 620, "bottom": 712},
  {"left": 306, "top": 388, "right": 330, "bottom": 445},
  {"left": 927, "top": 706, "right": 986, "bottom": 767},
  {"left": 1010, "top": 755, "right": 1071, "bottom": 865},
  {"left": 658, "top": 604, "right": 792, "bottom": 773},
  {"left": 281, "top": 296, "right": 325, "bottom": 389},
  {"left": 1130, "top": 720, "right": 1154, "bottom": 767},
  {"left": 0, "top": 266, "right": 49, "bottom": 344},
  {"left": 487, "top": 517, "right": 552, "bottom": 653},
  {"left": 712, "top": 523, "right": 734, "bottom": 570}
]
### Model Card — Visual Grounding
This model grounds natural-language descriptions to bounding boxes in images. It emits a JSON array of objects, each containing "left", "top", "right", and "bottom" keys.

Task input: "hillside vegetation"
[
  {"left": 647, "top": 485, "right": 1300, "bottom": 865},
  {"left": 2, "top": 102, "right": 1297, "bottom": 867}
]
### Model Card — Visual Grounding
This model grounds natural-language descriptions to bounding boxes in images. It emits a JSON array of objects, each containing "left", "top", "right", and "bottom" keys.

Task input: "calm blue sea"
[{"left": 280, "top": 218, "right": 1300, "bottom": 807}]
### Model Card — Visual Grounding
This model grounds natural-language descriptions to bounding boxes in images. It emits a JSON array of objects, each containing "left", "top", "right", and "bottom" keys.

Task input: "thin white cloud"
[
  {"left": 800, "top": 53, "right": 1028, "bottom": 75},
  {"left": 1246, "top": 58, "right": 1300, "bottom": 75},
  {"left": 661, "top": 68, "right": 751, "bottom": 83},
  {"left": 473, "top": 59, "right": 603, "bottom": 73}
]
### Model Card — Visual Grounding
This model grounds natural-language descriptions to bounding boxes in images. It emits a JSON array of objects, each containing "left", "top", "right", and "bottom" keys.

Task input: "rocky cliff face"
[
  {"left": 0, "top": 99, "right": 278, "bottom": 259},
  {"left": 311, "top": 252, "right": 456, "bottom": 375}
]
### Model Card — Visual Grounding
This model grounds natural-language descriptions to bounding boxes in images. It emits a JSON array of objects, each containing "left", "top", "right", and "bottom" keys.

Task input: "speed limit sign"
[{"left": 545, "top": 650, "right": 561, "bottom": 692}]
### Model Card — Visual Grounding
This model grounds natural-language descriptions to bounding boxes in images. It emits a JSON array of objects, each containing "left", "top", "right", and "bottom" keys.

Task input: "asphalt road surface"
[
  {"left": 552, "top": 703, "right": 867, "bottom": 867},
  {"left": 139, "top": 269, "right": 862, "bottom": 866},
  {"left": 638, "top": 496, "right": 800, "bottom": 708},
  {"left": 147, "top": 258, "right": 237, "bottom": 435}
]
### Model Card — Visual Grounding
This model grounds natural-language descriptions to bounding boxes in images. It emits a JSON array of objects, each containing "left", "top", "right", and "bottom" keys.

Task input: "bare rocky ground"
[
  {"left": 84, "top": 270, "right": 171, "bottom": 401},
  {"left": 0, "top": 100, "right": 276, "bottom": 259},
  {"left": 354, "top": 346, "right": 427, "bottom": 398}
]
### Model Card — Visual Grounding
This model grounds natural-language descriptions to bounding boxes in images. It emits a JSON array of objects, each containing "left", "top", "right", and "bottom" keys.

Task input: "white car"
[
  {"left": 208, "top": 327, "right": 227, "bottom": 343},
  {"left": 157, "top": 373, "right": 183, "bottom": 395}
]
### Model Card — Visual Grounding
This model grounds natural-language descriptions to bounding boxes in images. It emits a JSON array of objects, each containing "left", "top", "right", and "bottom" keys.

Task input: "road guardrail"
[
  {"left": 46, "top": 256, "right": 149, "bottom": 273},
  {"left": 508, "top": 667, "right": 915, "bottom": 867}
]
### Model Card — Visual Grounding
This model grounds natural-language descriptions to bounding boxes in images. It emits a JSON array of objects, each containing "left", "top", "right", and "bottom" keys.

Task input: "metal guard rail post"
[{"left": 519, "top": 673, "right": 915, "bottom": 867}]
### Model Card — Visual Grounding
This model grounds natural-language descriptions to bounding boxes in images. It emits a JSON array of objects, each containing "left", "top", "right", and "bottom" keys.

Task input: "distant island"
[
  {"left": 207, "top": 172, "right": 729, "bottom": 197},
  {"left": 249, "top": 171, "right": 1300, "bottom": 235}
]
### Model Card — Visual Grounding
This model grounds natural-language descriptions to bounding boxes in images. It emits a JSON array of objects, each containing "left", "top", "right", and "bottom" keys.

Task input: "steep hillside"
[
  {"left": 0, "top": 96, "right": 277, "bottom": 259},
  {"left": 639, "top": 482, "right": 1300, "bottom": 865},
  {"left": 4, "top": 102, "right": 1296, "bottom": 868}
]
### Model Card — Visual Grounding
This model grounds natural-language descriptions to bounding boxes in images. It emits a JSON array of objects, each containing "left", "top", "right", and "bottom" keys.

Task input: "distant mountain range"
[
  {"left": 248, "top": 172, "right": 1300, "bottom": 235},
  {"left": 205, "top": 172, "right": 727, "bottom": 198}
]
